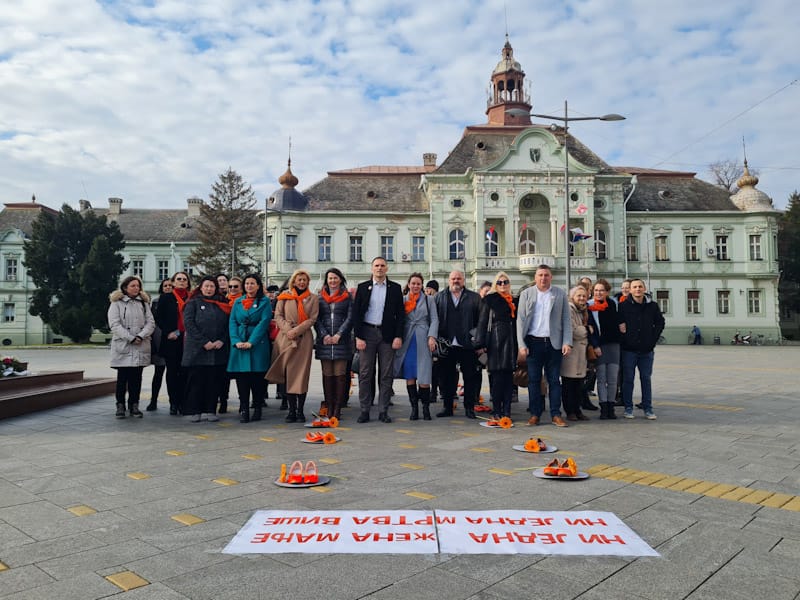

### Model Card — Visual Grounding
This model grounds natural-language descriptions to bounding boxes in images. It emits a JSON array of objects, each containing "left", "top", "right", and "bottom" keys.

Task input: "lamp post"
[{"left": 507, "top": 102, "right": 624, "bottom": 287}]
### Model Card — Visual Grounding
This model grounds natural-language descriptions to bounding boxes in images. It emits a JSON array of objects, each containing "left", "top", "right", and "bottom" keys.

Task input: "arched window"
[
  {"left": 594, "top": 229, "right": 607, "bottom": 259},
  {"left": 449, "top": 229, "right": 465, "bottom": 260},
  {"left": 519, "top": 227, "right": 536, "bottom": 254},
  {"left": 485, "top": 227, "right": 498, "bottom": 257}
]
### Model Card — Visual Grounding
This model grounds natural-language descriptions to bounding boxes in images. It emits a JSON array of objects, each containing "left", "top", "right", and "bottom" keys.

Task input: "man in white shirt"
[{"left": 516, "top": 265, "right": 573, "bottom": 427}]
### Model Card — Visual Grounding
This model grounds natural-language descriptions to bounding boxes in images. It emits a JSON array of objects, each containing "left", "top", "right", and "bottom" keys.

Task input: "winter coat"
[
  {"left": 560, "top": 303, "right": 594, "bottom": 379},
  {"left": 393, "top": 293, "right": 439, "bottom": 384},
  {"left": 314, "top": 288, "right": 354, "bottom": 362},
  {"left": 107, "top": 290, "right": 155, "bottom": 368},
  {"left": 227, "top": 295, "right": 272, "bottom": 373},
  {"left": 155, "top": 291, "right": 185, "bottom": 362},
  {"left": 588, "top": 298, "right": 623, "bottom": 349},
  {"left": 149, "top": 297, "right": 166, "bottom": 367},
  {"left": 181, "top": 295, "right": 230, "bottom": 368},
  {"left": 474, "top": 292, "right": 518, "bottom": 372},
  {"left": 266, "top": 292, "right": 319, "bottom": 394},
  {"left": 618, "top": 296, "right": 665, "bottom": 353}
]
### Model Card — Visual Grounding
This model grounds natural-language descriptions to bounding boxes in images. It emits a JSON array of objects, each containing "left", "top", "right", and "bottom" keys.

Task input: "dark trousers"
[
  {"left": 524, "top": 336, "right": 563, "bottom": 418},
  {"left": 185, "top": 365, "right": 225, "bottom": 415},
  {"left": 439, "top": 346, "right": 480, "bottom": 414},
  {"left": 115, "top": 367, "right": 144, "bottom": 407},
  {"left": 164, "top": 356, "right": 185, "bottom": 410},
  {"left": 235, "top": 372, "right": 266, "bottom": 409},
  {"left": 489, "top": 369, "right": 513, "bottom": 417},
  {"left": 358, "top": 326, "right": 395, "bottom": 414},
  {"left": 150, "top": 364, "right": 165, "bottom": 400}
]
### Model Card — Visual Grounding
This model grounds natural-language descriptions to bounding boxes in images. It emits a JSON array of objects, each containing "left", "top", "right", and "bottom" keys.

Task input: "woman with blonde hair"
[
  {"left": 473, "top": 271, "right": 518, "bottom": 419},
  {"left": 266, "top": 269, "right": 319, "bottom": 423},
  {"left": 561, "top": 285, "right": 599, "bottom": 421}
]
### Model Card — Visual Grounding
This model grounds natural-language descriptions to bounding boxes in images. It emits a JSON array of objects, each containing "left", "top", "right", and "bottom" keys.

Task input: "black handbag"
[{"left": 434, "top": 337, "right": 451, "bottom": 359}]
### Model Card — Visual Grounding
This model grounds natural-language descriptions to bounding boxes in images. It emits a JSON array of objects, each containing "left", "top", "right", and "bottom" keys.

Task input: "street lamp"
[{"left": 507, "top": 101, "right": 624, "bottom": 287}]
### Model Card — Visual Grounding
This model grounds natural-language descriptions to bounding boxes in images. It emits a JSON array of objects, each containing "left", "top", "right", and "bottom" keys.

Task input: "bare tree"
[{"left": 708, "top": 159, "right": 759, "bottom": 193}]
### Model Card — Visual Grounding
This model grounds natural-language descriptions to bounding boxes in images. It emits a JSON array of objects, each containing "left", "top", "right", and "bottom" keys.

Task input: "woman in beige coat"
[
  {"left": 266, "top": 269, "right": 319, "bottom": 423},
  {"left": 560, "top": 286, "right": 598, "bottom": 422}
]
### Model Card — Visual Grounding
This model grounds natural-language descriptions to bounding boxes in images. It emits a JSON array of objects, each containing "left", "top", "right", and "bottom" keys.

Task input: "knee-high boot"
[
  {"left": 285, "top": 395, "right": 298, "bottom": 423},
  {"left": 321, "top": 375, "right": 335, "bottom": 417},
  {"left": 332, "top": 374, "right": 347, "bottom": 419},
  {"left": 419, "top": 386, "right": 431, "bottom": 420},
  {"left": 296, "top": 393, "right": 307, "bottom": 423},
  {"left": 407, "top": 384, "right": 419, "bottom": 420}
]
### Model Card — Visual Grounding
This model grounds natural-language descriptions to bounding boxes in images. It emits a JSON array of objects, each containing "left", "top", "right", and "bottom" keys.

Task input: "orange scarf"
[
  {"left": 499, "top": 292, "right": 516, "bottom": 318},
  {"left": 228, "top": 291, "right": 242, "bottom": 306},
  {"left": 203, "top": 298, "right": 232, "bottom": 315},
  {"left": 241, "top": 296, "right": 256, "bottom": 310},
  {"left": 320, "top": 287, "right": 349, "bottom": 304},
  {"left": 173, "top": 288, "right": 188, "bottom": 332},
  {"left": 404, "top": 291, "right": 420, "bottom": 314},
  {"left": 277, "top": 288, "right": 311, "bottom": 323},
  {"left": 588, "top": 298, "right": 608, "bottom": 312},
  {"left": 619, "top": 294, "right": 628, "bottom": 303}
]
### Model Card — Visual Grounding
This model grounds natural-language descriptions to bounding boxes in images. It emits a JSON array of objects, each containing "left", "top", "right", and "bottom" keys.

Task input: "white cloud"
[{"left": 0, "top": 0, "right": 797, "bottom": 210}]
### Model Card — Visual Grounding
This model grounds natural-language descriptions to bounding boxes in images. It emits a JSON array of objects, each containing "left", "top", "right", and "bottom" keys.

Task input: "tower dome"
[
  {"left": 730, "top": 160, "right": 774, "bottom": 212},
  {"left": 268, "top": 158, "right": 307, "bottom": 212},
  {"left": 486, "top": 35, "right": 532, "bottom": 126}
]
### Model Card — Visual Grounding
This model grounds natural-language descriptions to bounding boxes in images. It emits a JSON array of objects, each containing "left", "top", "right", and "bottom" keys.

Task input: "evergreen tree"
[
  {"left": 23, "top": 204, "right": 127, "bottom": 342},
  {"left": 188, "top": 167, "right": 260, "bottom": 276},
  {"left": 779, "top": 191, "right": 800, "bottom": 312}
]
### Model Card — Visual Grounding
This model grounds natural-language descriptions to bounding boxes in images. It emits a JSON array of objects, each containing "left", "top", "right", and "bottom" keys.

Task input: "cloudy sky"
[{"left": 1, "top": 0, "right": 797, "bottom": 211}]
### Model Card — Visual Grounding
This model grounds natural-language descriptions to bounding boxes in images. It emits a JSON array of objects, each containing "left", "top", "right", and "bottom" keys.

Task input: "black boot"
[
  {"left": 129, "top": 402, "right": 143, "bottom": 418},
  {"left": 419, "top": 386, "right": 432, "bottom": 420},
  {"left": 240, "top": 401, "right": 250, "bottom": 423},
  {"left": 146, "top": 400, "right": 157, "bottom": 411},
  {"left": 436, "top": 397, "right": 454, "bottom": 417},
  {"left": 407, "top": 384, "right": 419, "bottom": 421},
  {"left": 252, "top": 402, "right": 262, "bottom": 421},
  {"left": 279, "top": 395, "right": 288, "bottom": 410},
  {"left": 606, "top": 402, "right": 617, "bottom": 420},
  {"left": 116, "top": 403, "right": 126, "bottom": 418},
  {"left": 332, "top": 374, "right": 347, "bottom": 420},
  {"left": 218, "top": 399, "right": 228, "bottom": 414},
  {"left": 599, "top": 402, "right": 609, "bottom": 420},
  {"left": 296, "top": 393, "right": 306, "bottom": 423},
  {"left": 285, "top": 395, "right": 298, "bottom": 423},
  {"left": 581, "top": 392, "right": 599, "bottom": 411}
]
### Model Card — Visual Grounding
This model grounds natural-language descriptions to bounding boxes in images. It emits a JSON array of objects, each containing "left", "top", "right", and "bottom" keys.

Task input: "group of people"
[{"left": 107, "top": 258, "right": 665, "bottom": 426}]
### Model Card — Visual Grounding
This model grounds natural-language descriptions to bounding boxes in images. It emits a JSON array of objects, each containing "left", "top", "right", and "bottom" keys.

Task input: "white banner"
[
  {"left": 436, "top": 510, "right": 658, "bottom": 556},
  {"left": 224, "top": 509, "right": 657, "bottom": 557},
  {"left": 223, "top": 510, "right": 438, "bottom": 554}
]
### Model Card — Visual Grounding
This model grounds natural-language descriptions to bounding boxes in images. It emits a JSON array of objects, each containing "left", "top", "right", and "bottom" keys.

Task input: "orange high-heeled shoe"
[
  {"left": 303, "top": 460, "right": 318, "bottom": 484},
  {"left": 306, "top": 431, "right": 323, "bottom": 442},
  {"left": 543, "top": 458, "right": 560, "bottom": 476},
  {"left": 287, "top": 460, "right": 304, "bottom": 484},
  {"left": 557, "top": 457, "right": 577, "bottom": 477}
]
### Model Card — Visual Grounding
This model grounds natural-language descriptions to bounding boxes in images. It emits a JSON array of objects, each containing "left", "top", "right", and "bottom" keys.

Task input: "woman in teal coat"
[{"left": 227, "top": 273, "right": 272, "bottom": 422}]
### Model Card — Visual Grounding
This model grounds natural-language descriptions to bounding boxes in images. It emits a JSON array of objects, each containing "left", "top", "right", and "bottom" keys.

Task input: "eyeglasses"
[
  {"left": 229, "top": 284, "right": 240, "bottom": 289},
  {"left": 496, "top": 280, "right": 510, "bottom": 285}
]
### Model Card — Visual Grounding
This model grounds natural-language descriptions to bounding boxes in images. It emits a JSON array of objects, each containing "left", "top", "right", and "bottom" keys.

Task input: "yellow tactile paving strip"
[
  {"left": 105, "top": 571, "right": 149, "bottom": 591},
  {"left": 67, "top": 505, "right": 97, "bottom": 517},
  {"left": 588, "top": 464, "right": 799, "bottom": 512}
]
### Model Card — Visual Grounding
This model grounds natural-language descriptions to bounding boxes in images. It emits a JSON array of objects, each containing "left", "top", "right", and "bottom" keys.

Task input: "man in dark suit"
[{"left": 352, "top": 257, "right": 405, "bottom": 423}]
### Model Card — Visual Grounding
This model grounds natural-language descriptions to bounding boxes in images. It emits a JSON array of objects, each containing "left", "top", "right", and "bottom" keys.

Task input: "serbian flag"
[
  {"left": 570, "top": 227, "right": 592, "bottom": 243},
  {"left": 486, "top": 226, "right": 495, "bottom": 240}
]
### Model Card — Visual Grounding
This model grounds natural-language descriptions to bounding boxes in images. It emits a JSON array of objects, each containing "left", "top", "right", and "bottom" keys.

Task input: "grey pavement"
[{"left": 0, "top": 345, "right": 799, "bottom": 600}]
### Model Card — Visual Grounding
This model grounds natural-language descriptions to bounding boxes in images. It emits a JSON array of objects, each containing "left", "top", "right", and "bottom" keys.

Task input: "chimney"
[
  {"left": 187, "top": 196, "right": 203, "bottom": 217},
  {"left": 79, "top": 199, "right": 92, "bottom": 211},
  {"left": 423, "top": 153, "right": 437, "bottom": 168},
  {"left": 108, "top": 197, "right": 122, "bottom": 216}
]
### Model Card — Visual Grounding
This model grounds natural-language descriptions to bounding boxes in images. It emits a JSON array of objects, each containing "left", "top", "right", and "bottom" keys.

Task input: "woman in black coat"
[
  {"left": 313, "top": 268, "right": 353, "bottom": 419},
  {"left": 155, "top": 271, "right": 191, "bottom": 415},
  {"left": 474, "top": 271, "right": 518, "bottom": 419},
  {"left": 588, "top": 278, "right": 623, "bottom": 420},
  {"left": 181, "top": 276, "right": 231, "bottom": 422}
]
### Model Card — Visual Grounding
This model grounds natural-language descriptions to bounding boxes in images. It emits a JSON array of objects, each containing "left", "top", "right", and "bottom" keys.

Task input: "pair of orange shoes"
[
  {"left": 543, "top": 457, "right": 577, "bottom": 477},
  {"left": 306, "top": 431, "right": 337, "bottom": 444},
  {"left": 286, "top": 460, "right": 318, "bottom": 484}
]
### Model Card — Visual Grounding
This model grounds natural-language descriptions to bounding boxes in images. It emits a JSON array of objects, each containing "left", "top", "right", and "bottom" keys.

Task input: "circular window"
[
  {"left": 367, "top": 191, "right": 376, "bottom": 199},
  {"left": 521, "top": 198, "right": 533, "bottom": 209},
  {"left": 594, "top": 199, "right": 606, "bottom": 210},
  {"left": 570, "top": 192, "right": 579, "bottom": 202},
  {"left": 476, "top": 141, "right": 486, "bottom": 150},
  {"left": 490, "top": 192, "right": 499, "bottom": 201},
  {"left": 2, "top": 338, "right": 12, "bottom": 346}
]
